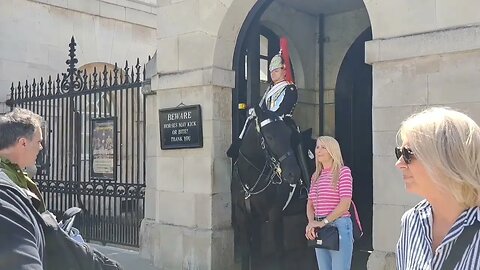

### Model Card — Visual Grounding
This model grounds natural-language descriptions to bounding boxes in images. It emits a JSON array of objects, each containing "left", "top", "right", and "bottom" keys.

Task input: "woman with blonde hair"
[
  {"left": 395, "top": 107, "right": 480, "bottom": 269},
  {"left": 305, "top": 136, "right": 354, "bottom": 270}
]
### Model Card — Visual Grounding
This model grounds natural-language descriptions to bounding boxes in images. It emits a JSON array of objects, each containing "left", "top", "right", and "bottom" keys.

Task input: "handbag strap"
[{"left": 440, "top": 220, "right": 480, "bottom": 270}]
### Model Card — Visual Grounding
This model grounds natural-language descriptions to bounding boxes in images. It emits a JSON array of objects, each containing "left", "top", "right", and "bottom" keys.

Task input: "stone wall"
[
  {"left": 0, "top": 0, "right": 156, "bottom": 111},
  {"left": 323, "top": 8, "right": 370, "bottom": 136},
  {"left": 366, "top": 20, "right": 480, "bottom": 270},
  {"left": 141, "top": 73, "right": 235, "bottom": 269},
  {"left": 140, "top": 0, "right": 244, "bottom": 268},
  {"left": 365, "top": 0, "right": 480, "bottom": 39}
]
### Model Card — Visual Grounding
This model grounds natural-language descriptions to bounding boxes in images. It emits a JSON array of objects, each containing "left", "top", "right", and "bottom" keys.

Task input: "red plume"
[{"left": 280, "top": 37, "right": 294, "bottom": 83}]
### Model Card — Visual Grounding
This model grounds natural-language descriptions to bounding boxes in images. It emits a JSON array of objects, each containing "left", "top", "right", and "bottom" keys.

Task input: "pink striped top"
[{"left": 308, "top": 166, "right": 353, "bottom": 217}]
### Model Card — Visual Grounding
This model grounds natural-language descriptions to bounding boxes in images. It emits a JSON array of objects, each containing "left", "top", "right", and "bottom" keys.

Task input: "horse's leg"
[
  {"left": 231, "top": 174, "right": 251, "bottom": 270},
  {"left": 268, "top": 205, "right": 284, "bottom": 270},
  {"left": 235, "top": 200, "right": 252, "bottom": 270}
]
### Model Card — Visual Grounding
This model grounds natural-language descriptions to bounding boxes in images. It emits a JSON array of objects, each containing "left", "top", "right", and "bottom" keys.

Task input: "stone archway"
[
  {"left": 141, "top": 1, "right": 390, "bottom": 269},
  {"left": 213, "top": 0, "right": 263, "bottom": 70},
  {"left": 220, "top": 0, "right": 374, "bottom": 269}
]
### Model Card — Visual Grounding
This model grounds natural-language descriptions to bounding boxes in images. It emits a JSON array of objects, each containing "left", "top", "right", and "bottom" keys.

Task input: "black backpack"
[
  {"left": 41, "top": 211, "right": 122, "bottom": 270},
  {"left": 0, "top": 172, "right": 122, "bottom": 270}
]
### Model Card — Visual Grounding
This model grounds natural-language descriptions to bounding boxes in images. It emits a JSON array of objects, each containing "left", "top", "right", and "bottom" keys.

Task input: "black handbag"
[{"left": 307, "top": 225, "right": 339, "bottom": 251}]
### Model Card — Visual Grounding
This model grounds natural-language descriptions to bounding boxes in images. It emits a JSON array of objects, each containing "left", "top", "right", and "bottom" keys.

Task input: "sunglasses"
[{"left": 395, "top": 147, "right": 415, "bottom": 164}]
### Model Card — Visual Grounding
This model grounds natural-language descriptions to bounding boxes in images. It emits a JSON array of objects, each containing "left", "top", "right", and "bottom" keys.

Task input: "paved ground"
[{"left": 91, "top": 243, "right": 160, "bottom": 270}]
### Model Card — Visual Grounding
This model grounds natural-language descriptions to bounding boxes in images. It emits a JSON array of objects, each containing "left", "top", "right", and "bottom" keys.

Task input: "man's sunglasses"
[{"left": 395, "top": 147, "right": 415, "bottom": 164}]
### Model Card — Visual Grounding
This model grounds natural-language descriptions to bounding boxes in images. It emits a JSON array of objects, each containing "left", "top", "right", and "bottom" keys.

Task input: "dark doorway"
[
  {"left": 335, "top": 27, "right": 373, "bottom": 269},
  {"left": 232, "top": 2, "right": 317, "bottom": 269},
  {"left": 232, "top": 0, "right": 275, "bottom": 139},
  {"left": 232, "top": 1, "right": 373, "bottom": 269}
]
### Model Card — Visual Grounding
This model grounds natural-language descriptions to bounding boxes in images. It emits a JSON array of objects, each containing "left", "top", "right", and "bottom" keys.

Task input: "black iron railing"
[{"left": 7, "top": 37, "right": 147, "bottom": 247}]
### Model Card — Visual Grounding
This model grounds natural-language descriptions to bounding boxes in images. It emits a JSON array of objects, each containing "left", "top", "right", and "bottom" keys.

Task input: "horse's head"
[{"left": 254, "top": 106, "right": 301, "bottom": 185}]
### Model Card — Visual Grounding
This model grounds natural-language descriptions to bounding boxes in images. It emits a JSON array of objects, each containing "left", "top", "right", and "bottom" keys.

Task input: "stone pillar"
[
  {"left": 139, "top": 65, "right": 235, "bottom": 269},
  {"left": 140, "top": 77, "right": 234, "bottom": 269},
  {"left": 139, "top": 0, "right": 239, "bottom": 269},
  {"left": 364, "top": 1, "right": 480, "bottom": 268}
]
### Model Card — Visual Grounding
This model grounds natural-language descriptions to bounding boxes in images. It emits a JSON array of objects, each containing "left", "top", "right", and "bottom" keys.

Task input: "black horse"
[{"left": 228, "top": 106, "right": 316, "bottom": 270}]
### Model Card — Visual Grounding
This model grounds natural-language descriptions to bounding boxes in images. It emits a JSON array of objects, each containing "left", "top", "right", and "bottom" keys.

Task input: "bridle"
[{"left": 235, "top": 116, "right": 296, "bottom": 200}]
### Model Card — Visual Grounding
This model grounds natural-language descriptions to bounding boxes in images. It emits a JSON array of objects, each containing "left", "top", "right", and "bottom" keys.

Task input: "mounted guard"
[
  {"left": 230, "top": 37, "right": 298, "bottom": 151},
  {"left": 228, "top": 38, "right": 317, "bottom": 270},
  {"left": 258, "top": 37, "right": 297, "bottom": 118},
  {"left": 228, "top": 37, "right": 312, "bottom": 203}
]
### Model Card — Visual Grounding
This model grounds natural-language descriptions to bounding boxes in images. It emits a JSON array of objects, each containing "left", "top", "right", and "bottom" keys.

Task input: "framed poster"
[
  {"left": 90, "top": 117, "right": 117, "bottom": 180},
  {"left": 159, "top": 105, "right": 203, "bottom": 150}
]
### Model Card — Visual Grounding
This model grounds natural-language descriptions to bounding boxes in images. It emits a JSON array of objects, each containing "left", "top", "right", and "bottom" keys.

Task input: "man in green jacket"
[
  {"left": 0, "top": 107, "right": 124, "bottom": 270},
  {"left": 0, "top": 108, "right": 45, "bottom": 269}
]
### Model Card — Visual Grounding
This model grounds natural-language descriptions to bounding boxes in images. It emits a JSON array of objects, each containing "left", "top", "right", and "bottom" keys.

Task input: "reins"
[
  {"left": 236, "top": 116, "right": 294, "bottom": 199},
  {"left": 235, "top": 150, "right": 273, "bottom": 199}
]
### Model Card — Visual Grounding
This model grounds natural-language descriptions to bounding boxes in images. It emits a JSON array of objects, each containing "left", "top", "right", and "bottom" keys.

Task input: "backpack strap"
[
  {"left": 440, "top": 220, "right": 480, "bottom": 270},
  {"left": 349, "top": 201, "right": 363, "bottom": 241}
]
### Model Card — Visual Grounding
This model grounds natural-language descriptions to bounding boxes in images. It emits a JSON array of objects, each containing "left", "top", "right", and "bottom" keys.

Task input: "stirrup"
[{"left": 299, "top": 185, "right": 308, "bottom": 199}]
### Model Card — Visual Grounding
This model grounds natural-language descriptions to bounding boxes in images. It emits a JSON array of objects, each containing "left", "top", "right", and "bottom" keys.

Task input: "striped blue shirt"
[{"left": 397, "top": 200, "right": 480, "bottom": 270}]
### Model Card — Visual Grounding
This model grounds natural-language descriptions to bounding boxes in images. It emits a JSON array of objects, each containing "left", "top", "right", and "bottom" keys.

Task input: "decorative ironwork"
[
  {"left": 61, "top": 37, "right": 84, "bottom": 93},
  {"left": 7, "top": 37, "right": 145, "bottom": 106},
  {"left": 37, "top": 180, "right": 145, "bottom": 198},
  {"left": 7, "top": 37, "right": 148, "bottom": 247}
]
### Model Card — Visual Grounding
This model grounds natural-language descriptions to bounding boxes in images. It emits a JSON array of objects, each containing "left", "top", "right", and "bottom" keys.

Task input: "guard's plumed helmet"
[
  {"left": 269, "top": 53, "right": 285, "bottom": 72},
  {"left": 268, "top": 37, "right": 294, "bottom": 83}
]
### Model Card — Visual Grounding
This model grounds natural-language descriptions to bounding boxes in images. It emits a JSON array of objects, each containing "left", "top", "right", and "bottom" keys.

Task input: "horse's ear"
[
  {"left": 301, "top": 128, "right": 313, "bottom": 138},
  {"left": 226, "top": 138, "right": 241, "bottom": 159}
]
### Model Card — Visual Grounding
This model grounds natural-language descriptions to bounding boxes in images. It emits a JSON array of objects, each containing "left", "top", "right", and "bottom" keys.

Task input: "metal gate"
[{"left": 6, "top": 37, "right": 146, "bottom": 247}]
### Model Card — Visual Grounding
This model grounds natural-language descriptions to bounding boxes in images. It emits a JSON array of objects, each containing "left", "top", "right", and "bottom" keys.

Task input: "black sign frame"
[
  {"left": 159, "top": 105, "right": 203, "bottom": 150},
  {"left": 90, "top": 117, "right": 117, "bottom": 181}
]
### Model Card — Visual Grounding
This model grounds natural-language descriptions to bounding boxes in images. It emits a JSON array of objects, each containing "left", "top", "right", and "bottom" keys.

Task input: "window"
[{"left": 244, "top": 26, "right": 279, "bottom": 82}]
